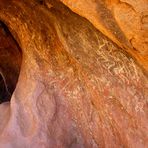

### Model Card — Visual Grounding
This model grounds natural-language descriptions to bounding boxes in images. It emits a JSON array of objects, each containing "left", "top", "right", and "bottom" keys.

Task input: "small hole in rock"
[{"left": 37, "top": 0, "right": 44, "bottom": 5}]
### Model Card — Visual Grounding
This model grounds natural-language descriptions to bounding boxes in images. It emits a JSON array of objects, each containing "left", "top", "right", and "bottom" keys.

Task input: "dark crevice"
[
  {"left": 0, "top": 21, "right": 10, "bottom": 36},
  {"left": 37, "top": 0, "right": 44, "bottom": 5},
  {"left": 0, "top": 21, "right": 22, "bottom": 104},
  {"left": 0, "top": 74, "right": 11, "bottom": 104}
]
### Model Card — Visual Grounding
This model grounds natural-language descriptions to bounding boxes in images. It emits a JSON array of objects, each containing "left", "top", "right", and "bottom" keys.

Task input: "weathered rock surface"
[
  {"left": 0, "top": 0, "right": 147, "bottom": 147},
  {"left": 58, "top": 0, "right": 148, "bottom": 71},
  {"left": 105, "top": 0, "right": 148, "bottom": 71}
]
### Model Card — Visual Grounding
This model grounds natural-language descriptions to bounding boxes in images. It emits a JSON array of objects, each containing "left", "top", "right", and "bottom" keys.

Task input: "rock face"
[
  {"left": 58, "top": 0, "right": 148, "bottom": 70},
  {"left": 0, "top": 0, "right": 147, "bottom": 147}
]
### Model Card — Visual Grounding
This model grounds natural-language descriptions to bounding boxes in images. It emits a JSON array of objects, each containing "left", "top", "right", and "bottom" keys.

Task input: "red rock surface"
[{"left": 0, "top": 0, "right": 147, "bottom": 147}]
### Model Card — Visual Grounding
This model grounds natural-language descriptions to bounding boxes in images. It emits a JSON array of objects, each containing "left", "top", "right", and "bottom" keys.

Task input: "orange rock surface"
[
  {"left": 0, "top": 0, "right": 147, "bottom": 147},
  {"left": 59, "top": 0, "right": 148, "bottom": 70}
]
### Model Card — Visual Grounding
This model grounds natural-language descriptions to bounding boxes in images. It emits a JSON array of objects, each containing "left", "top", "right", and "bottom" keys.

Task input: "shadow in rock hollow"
[{"left": 0, "top": 21, "right": 22, "bottom": 104}]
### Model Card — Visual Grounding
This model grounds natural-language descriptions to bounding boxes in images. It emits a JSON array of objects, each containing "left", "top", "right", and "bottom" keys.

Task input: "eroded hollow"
[
  {"left": 0, "top": 21, "right": 22, "bottom": 104},
  {"left": 0, "top": 74, "right": 10, "bottom": 103}
]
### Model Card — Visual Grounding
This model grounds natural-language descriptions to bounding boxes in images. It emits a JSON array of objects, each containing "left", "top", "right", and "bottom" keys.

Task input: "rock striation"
[{"left": 0, "top": 0, "right": 147, "bottom": 147}]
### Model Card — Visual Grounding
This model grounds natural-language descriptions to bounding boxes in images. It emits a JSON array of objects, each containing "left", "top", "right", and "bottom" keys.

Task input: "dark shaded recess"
[
  {"left": 0, "top": 21, "right": 22, "bottom": 104},
  {"left": 0, "top": 74, "right": 10, "bottom": 103},
  {"left": 37, "top": 0, "right": 44, "bottom": 5}
]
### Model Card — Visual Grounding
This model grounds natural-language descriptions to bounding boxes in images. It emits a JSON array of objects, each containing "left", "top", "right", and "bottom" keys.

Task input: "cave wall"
[
  {"left": 57, "top": 0, "right": 148, "bottom": 70},
  {"left": 0, "top": 0, "right": 147, "bottom": 147}
]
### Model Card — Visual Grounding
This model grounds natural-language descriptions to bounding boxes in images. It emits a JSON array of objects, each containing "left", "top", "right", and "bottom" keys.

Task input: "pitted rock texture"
[{"left": 0, "top": 0, "right": 147, "bottom": 148}]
